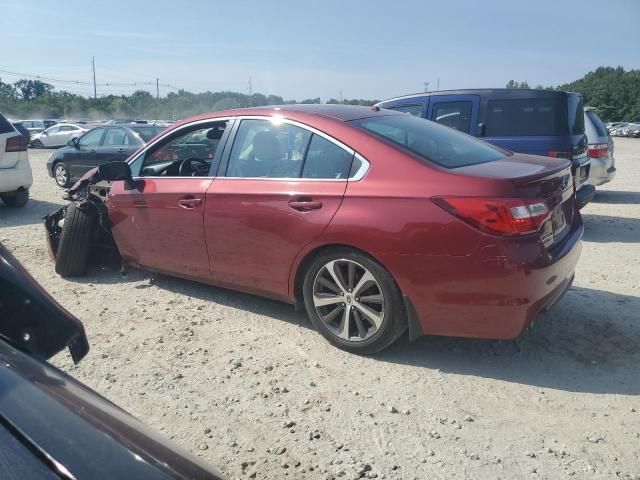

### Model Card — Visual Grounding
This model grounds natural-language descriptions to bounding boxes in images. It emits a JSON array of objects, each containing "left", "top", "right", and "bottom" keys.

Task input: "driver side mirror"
[
  {"left": 67, "top": 137, "right": 79, "bottom": 148},
  {"left": 98, "top": 161, "right": 135, "bottom": 189}
]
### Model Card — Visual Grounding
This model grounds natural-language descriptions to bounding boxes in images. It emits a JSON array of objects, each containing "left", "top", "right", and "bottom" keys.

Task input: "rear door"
[
  {"left": 426, "top": 95, "right": 479, "bottom": 135},
  {"left": 204, "top": 118, "right": 354, "bottom": 299},
  {"left": 98, "top": 128, "right": 129, "bottom": 164},
  {"left": 67, "top": 128, "right": 105, "bottom": 178}
]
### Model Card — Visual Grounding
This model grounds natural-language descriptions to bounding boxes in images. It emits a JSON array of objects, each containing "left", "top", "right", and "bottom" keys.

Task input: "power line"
[{"left": 0, "top": 67, "right": 180, "bottom": 91}]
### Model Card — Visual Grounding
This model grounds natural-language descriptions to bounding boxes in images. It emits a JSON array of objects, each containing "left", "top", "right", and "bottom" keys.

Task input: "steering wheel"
[{"left": 178, "top": 157, "right": 209, "bottom": 176}]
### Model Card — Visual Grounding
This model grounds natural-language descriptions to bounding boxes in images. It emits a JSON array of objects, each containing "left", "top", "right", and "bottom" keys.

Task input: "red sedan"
[{"left": 48, "top": 105, "right": 583, "bottom": 354}]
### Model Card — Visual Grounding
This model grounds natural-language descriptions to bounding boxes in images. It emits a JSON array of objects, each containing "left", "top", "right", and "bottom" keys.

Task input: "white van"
[{"left": 0, "top": 113, "right": 32, "bottom": 207}]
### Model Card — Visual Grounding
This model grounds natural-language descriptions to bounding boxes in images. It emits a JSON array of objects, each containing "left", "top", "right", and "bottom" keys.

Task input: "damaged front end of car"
[{"left": 43, "top": 166, "right": 121, "bottom": 274}]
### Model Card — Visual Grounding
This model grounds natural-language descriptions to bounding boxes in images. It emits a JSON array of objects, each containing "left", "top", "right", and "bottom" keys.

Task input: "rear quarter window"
[
  {"left": 0, "top": 113, "right": 15, "bottom": 134},
  {"left": 486, "top": 98, "right": 567, "bottom": 136}
]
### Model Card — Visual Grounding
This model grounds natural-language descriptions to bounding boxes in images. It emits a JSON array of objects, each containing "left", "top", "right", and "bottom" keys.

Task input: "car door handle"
[
  {"left": 288, "top": 200, "right": 323, "bottom": 211},
  {"left": 178, "top": 198, "right": 202, "bottom": 209}
]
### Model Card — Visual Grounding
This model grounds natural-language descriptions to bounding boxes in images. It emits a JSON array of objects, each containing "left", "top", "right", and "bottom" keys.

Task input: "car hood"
[{"left": 0, "top": 242, "right": 89, "bottom": 363}]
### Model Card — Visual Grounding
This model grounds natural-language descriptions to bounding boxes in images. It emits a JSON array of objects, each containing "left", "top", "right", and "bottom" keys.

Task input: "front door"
[
  {"left": 108, "top": 121, "right": 231, "bottom": 279},
  {"left": 426, "top": 95, "right": 480, "bottom": 135},
  {"left": 98, "top": 128, "right": 129, "bottom": 164},
  {"left": 204, "top": 118, "right": 354, "bottom": 299}
]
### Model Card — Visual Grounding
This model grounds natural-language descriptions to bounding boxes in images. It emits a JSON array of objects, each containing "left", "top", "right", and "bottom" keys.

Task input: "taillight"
[
  {"left": 433, "top": 197, "right": 550, "bottom": 235},
  {"left": 5, "top": 135, "right": 27, "bottom": 152},
  {"left": 587, "top": 143, "right": 609, "bottom": 159},
  {"left": 548, "top": 151, "right": 570, "bottom": 159}
]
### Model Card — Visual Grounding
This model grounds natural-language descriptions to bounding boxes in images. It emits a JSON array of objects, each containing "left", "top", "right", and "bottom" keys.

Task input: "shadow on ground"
[
  {"left": 0, "top": 199, "right": 63, "bottom": 228},
  {"left": 69, "top": 265, "right": 310, "bottom": 331},
  {"left": 593, "top": 190, "right": 640, "bottom": 205},
  {"left": 582, "top": 213, "right": 640, "bottom": 243},
  {"left": 377, "top": 286, "right": 640, "bottom": 395},
  {"left": 74, "top": 261, "right": 640, "bottom": 395}
]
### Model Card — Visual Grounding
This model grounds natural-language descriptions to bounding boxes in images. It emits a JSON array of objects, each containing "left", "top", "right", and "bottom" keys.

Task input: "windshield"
[
  {"left": 350, "top": 114, "right": 506, "bottom": 168},
  {"left": 131, "top": 126, "right": 163, "bottom": 142}
]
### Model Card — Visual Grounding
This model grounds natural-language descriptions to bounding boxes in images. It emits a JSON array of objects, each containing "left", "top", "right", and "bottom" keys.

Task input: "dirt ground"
[{"left": 1, "top": 139, "right": 639, "bottom": 480}]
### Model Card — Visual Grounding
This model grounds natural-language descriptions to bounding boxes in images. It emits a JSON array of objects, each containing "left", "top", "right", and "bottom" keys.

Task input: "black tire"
[
  {"left": 303, "top": 248, "right": 407, "bottom": 354},
  {"left": 53, "top": 162, "right": 71, "bottom": 188},
  {"left": 1, "top": 189, "right": 29, "bottom": 208},
  {"left": 31, "top": 139, "right": 44, "bottom": 149},
  {"left": 55, "top": 203, "right": 97, "bottom": 277}
]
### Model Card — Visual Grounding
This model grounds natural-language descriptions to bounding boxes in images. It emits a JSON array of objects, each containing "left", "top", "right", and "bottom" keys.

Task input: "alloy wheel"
[
  {"left": 312, "top": 259, "right": 385, "bottom": 342},
  {"left": 55, "top": 164, "right": 68, "bottom": 187}
]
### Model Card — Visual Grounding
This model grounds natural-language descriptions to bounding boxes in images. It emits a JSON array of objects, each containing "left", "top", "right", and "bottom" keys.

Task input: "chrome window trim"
[{"left": 128, "top": 114, "right": 371, "bottom": 181}]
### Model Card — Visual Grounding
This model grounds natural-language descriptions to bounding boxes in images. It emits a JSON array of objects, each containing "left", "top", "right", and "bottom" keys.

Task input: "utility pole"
[
  {"left": 423, "top": 81, "right": 430, "bottom": 93},
  {"left": 340, "top": 88, "right": 343, "bottom": 103},
  {"left": 91, "top": 56, "right": 97, "bottom": 99},
  {"left": 436, "top": 76, "right": 440, "bottom": 91},
  {"left": 248, "top": 76, "right": 252, "bottom": 96},
  {"left": 156, "top": 78, "right": 160, "bottom": 120}
]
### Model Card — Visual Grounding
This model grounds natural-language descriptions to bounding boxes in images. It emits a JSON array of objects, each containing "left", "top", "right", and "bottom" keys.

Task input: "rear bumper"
[
  {"left": 588, "top": 157, "right": 616, "bottom": 186},
  {"left": 385, "top": 214, "right": 584, "bottom": 340},
  {"left": 575, "top": 184, "right": 595, "bottom": 209},
  {"left": 0, "top": 160, "right": 33, "bottom": 193}
]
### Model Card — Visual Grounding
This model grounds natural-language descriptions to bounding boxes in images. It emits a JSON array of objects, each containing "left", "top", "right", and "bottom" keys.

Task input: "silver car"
[
  {"left": 584, "top": 107, "right": 616, "bottom": 187},
  {"left": 31, "top": 123, "right": 87, "bottom": 148}
]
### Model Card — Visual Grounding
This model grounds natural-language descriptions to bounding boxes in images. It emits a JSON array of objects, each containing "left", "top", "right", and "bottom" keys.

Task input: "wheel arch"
[{"left": 290, "top": 242, "right": 395, "bottom": 308}]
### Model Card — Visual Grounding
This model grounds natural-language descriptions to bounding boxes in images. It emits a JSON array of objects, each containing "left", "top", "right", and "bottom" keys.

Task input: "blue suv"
[{"left": 377, "top": 89, "right": 594, "bottom": 208}]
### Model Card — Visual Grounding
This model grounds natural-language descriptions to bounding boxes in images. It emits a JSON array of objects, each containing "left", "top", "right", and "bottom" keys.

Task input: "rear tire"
[
  {"left": 1, "top": 189, "right": 29, "bottom": 208},
  {"left": 303, "top": 248, "right": 407, "bottom": 354},
  {"left": 55, "top": 203, "right": 97, "bottom": 277}
]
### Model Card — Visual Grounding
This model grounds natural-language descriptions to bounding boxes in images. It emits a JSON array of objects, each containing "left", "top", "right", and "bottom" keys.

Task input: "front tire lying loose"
[
  {"left": 55, "top": 203, "right": 97, "bottom": 277},
  {"left": 303, "top": 248, "right": 407, "bottom": 354}
]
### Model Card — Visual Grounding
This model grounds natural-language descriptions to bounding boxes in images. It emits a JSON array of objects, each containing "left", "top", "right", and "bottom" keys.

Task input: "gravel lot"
[{"left": 2, "top": 139, "right": 639, "bottom": 480}]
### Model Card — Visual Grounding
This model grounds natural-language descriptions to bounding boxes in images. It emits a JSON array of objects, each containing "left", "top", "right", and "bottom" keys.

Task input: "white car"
[
  {"left": 584, "top": 107, "right": 616, "bottom": 187},
  {"left": 0, "top": 113, "right": 32, "bottom": 207},
  {"left": 31, "top": 123, "right": 88, "bottom": 148}
]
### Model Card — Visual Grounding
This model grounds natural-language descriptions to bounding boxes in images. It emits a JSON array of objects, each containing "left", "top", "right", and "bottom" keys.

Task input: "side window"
[
  {"left": 388, "top": 104, "right": 423, "bottom": 117},
  {"left": 103, "top": 128, "right": 126, "bottom": 146},
  {"left": 431, "top": 101, "right": 472, "bottom": 132},
  {"left": 226, "top": 119, "right": 311, "bottom": 178},
  {"left": 46, "top": 126, "right": 60, "bottom": 134},
  {"left": 78, "top": 128, "right": 104, "bottom": 147},
  {"left": 139, "top": 121, "right": 228, "bottom": 177},
  {"left": 302, "top": 135, "right": 353, "bottom": 179}
]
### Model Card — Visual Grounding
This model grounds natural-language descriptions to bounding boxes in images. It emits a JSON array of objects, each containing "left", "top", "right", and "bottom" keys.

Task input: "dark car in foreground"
[
  {"left": 44, "top": 105, "right": 583, "bottom": 354},
  {"left": 0, "top": 242, "right": 223, "bottom": 480},
  {"left": 376, "top": 89, "right": 595, "bottom": 209},
  {"left": 46, "top": 124, "right": 164, "bottom": 187}
]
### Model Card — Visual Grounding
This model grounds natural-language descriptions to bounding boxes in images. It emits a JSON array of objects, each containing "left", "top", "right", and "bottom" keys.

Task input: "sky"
[{"left": 0, "top": 0, "right": 638, "bottom": 101}]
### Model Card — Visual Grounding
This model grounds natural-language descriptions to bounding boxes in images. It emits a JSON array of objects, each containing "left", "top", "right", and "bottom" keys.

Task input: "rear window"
[
  {"left": 486, "top": 98, "right": 568, "bottom": 136},
  {"left": 568, "top": 95, "right": 585, "bottom": 135},
  {"left": 586, "top": 111, "right": 608, "bottom": 137},
  {"left": 387, "top": 104, "right": 424, "bottom": 117},
  {"left": 0, "top": 113, "right": 14, "bottom": 134},
  {"left": 350, "top": 114, "right": 506, "bottom": 169},
  {"left": 131, "top": 127, "right": 162, "bottom": 142}
]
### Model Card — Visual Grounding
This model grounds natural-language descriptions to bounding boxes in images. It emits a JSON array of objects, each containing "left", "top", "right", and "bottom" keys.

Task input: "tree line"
[{"left": 1, "top": 66, "right": 638, "bottom": 122}]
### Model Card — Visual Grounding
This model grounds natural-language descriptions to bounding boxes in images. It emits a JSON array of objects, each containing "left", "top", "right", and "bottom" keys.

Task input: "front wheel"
[
  {"left": 53, "top": 162, "right": 71, "bottom": 188},
  {"left": 31, "top": 139, "right": 44, "bottom": 149},
  {"left": 303, "top": 249, "right": 407, "bottom": 354}
]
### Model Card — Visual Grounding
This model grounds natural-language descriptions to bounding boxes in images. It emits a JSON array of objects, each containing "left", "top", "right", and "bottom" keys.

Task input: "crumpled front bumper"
[{"left": 43, "top": 206, "right": 67, "bottom": 260}]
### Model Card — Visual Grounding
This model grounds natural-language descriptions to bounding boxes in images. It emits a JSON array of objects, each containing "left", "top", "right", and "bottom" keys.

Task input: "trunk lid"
[{"left": 456, "top": 153, "right": 575, "bottom": 247}]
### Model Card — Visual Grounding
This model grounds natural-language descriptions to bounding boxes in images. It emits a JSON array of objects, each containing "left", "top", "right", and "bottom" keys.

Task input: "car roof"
[
  {"left": 172, "top": 104, "right": 398, "bottom": 130},
  {"left": 378, "top": 88, "right": 579, "bottom": 104}
]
